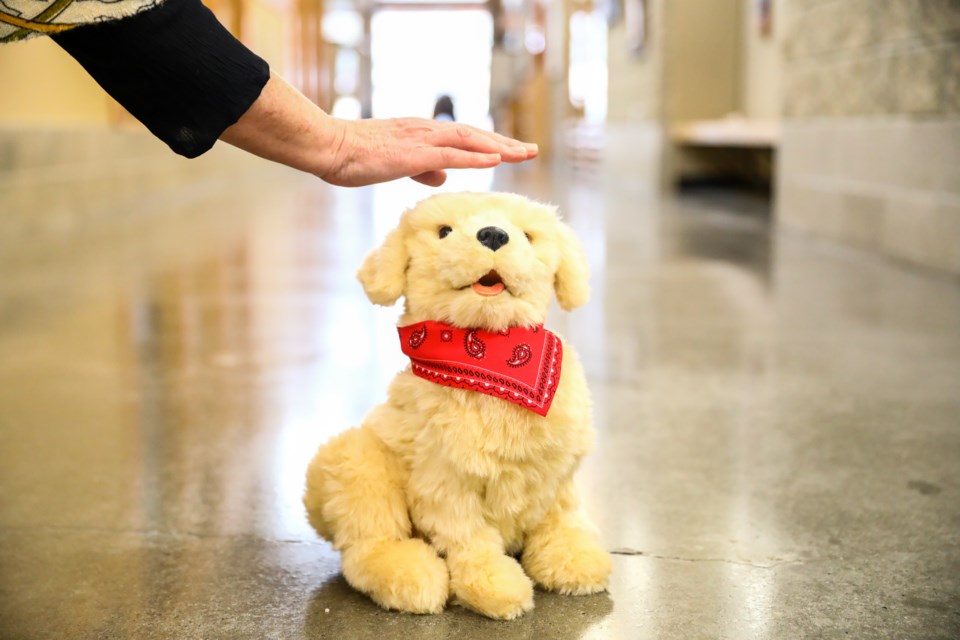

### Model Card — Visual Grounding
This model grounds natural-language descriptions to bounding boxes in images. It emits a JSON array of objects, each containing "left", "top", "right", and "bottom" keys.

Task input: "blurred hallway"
[{"left": 1, "top": 151, "right": 958, "bottom": 638}]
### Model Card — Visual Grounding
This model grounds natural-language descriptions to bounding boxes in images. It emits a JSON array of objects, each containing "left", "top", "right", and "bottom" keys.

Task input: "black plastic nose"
[{"left": 477, "top": 226, "right": 509, "bottom": 252}]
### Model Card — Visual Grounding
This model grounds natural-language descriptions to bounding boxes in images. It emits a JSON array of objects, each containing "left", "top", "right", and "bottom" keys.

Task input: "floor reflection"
[{"left": 304, "top": 577, "right": 614, "bottom": 640}]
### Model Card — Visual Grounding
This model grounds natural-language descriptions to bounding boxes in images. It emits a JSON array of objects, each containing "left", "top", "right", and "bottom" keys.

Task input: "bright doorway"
[{"left": 370, "top": 7, "right": 494, "bottom": 130}]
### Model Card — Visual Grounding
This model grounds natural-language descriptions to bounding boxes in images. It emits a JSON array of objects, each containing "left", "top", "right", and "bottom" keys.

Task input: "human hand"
[
  {"left": 320, "top": 117, "right": 539, "bottom": 187},
  {"left": 220, "top": 74, "right": 538, "bottom": 187}
]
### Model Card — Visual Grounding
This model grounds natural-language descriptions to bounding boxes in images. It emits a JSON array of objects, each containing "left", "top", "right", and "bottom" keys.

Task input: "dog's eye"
[
  {"left": 524, "top": 232, "right": 533, "bottom": 242},
  {"left": 439, "top": 226, "right": 453, "bottom": 239}
]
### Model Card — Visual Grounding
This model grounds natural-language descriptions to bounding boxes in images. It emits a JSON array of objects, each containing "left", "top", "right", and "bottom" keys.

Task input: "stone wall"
[{"left": 776, "top": 0, "right": 960, "bottom": 275}]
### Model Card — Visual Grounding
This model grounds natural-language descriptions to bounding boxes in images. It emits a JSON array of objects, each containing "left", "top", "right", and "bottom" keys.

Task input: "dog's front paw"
[
  {"left": 449, "top": 551, "right": 534, "bottom": 620},
  {"left": 342, "top": 538, "right": 449, "bottom": 614},
  {"left": 522, "top": 526, "right": 612, "bottom": 595}
]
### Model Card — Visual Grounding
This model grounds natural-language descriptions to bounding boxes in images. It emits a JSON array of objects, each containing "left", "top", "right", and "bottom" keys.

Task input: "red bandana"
[{"left": 398, "top": 321, "right": 563, "bottom": 417}]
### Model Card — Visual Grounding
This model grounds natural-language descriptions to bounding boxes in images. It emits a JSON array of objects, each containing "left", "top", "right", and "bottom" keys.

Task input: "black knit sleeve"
[{"left": 52, "top": 0, "right": 270, "bottom": 158}]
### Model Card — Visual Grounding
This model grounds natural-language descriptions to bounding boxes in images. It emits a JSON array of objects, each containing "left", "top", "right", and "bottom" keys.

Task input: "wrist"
[{"left": 313, "top": 116, "right": 350, "bottom": 183}]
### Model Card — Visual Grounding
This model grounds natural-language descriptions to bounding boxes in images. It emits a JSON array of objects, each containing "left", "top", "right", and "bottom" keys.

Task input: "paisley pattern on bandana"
[{"left": 506, "top": 344, "right": 533, "bottom": 368}]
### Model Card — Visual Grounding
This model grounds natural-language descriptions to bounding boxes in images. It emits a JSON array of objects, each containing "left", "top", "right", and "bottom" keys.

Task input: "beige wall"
[
  {"left": 776, "top": 0, "right": 960, "bottom": 275},
  {"left": 0, "top": 38, "right": 112, "bottom": 125},
  {"left": 662, "top": 0, "right": 742, "bottom": 124},
  {"left": 603, "top": 1, "right": 665, "bottom": 189},
  {"left": 740, "top": 0, "right": 780, "bottom": 119},
  {"left": 606, "top": 0, "right": 663, "bottom": 124},
  {"left": 608, "top": 0, "right": 783, "bottom": 124}
]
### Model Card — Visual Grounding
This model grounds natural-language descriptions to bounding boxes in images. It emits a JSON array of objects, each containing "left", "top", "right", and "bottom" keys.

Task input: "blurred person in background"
[
  {"left": 0, "top": 0, "right": 536, "bottom": 187},
  {"left": 433, "top": 95, "right": 456, "bottom": 122}
]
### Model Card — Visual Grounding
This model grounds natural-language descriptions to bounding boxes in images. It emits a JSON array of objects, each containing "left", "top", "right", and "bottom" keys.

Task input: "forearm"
[{"left": 219, "top": 73, "right": 343, "bottom": 179}]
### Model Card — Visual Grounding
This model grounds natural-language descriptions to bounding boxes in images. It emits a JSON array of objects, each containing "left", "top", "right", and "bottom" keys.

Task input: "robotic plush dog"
[{"left": 303, "top": 192, "right": 610, "bottom": 619}]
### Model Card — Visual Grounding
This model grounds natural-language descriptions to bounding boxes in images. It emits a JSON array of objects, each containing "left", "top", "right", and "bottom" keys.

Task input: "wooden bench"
[
  {"left": 669, "top": 116, "right": 779, "bottom": 190},
  {"left": 671, "top": 117, "right": 779, "bottom": 149}
]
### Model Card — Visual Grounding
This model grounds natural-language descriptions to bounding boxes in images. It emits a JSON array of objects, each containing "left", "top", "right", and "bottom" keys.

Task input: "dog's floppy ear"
[
  {"left": 554, "top": 222, "right": 590, "bottom": 311},
  {"left": 357, "top": 226, "right": 408, "bottom": 305}
]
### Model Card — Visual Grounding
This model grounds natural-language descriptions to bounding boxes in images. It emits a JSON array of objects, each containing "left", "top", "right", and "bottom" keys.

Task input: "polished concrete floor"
[{"left": 1, "top": 156, "right": 959, "bottom": 640}]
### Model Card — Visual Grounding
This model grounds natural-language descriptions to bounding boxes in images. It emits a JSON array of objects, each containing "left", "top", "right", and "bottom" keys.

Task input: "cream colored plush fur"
[{"left": 303, "top": 192, "right": 611, "bottom": 619}]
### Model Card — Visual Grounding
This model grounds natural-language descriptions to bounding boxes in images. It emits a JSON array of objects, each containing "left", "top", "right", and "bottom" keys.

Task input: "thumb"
[{"left": 411, "top": 170, "right": 447, "bottom": 187}]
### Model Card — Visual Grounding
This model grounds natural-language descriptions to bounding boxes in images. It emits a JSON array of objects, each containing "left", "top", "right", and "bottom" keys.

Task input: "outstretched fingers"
[
  {"left": 476, "top": 128, "right": 539, "bottom": 160},
  {"left": 409, "top": 147, "right": 502, "bottom": 177},
  {"left": 425, "top": 124, "right": 537, "bottom": 163}
]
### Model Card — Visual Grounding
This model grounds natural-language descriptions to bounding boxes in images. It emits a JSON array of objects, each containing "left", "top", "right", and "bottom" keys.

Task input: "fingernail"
[
  {"left": 525, "top": 143, "right": 539, "bottom": 152},
  {"left": 512, "top": 146, "right": 528, "bottom": 154}
]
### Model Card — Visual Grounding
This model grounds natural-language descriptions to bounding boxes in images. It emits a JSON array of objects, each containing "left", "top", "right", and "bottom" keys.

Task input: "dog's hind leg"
[{"left": 304, "top": 425, "right": 449, "bottom": 614}]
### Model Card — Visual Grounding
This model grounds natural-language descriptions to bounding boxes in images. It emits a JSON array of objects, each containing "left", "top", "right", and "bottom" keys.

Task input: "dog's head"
[{"left": 357, "top": 192, "right": 589, "bottom": 330}]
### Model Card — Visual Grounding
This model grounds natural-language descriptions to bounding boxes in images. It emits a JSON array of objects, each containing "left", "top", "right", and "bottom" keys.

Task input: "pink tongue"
[{"left": 472, "top": 282, "right": 505, "bottom": 296}]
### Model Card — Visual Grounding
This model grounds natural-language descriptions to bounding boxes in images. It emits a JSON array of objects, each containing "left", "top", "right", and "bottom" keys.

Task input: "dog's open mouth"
[{"left": 471, "top": 270, "right": 505, "bottom": 297}]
